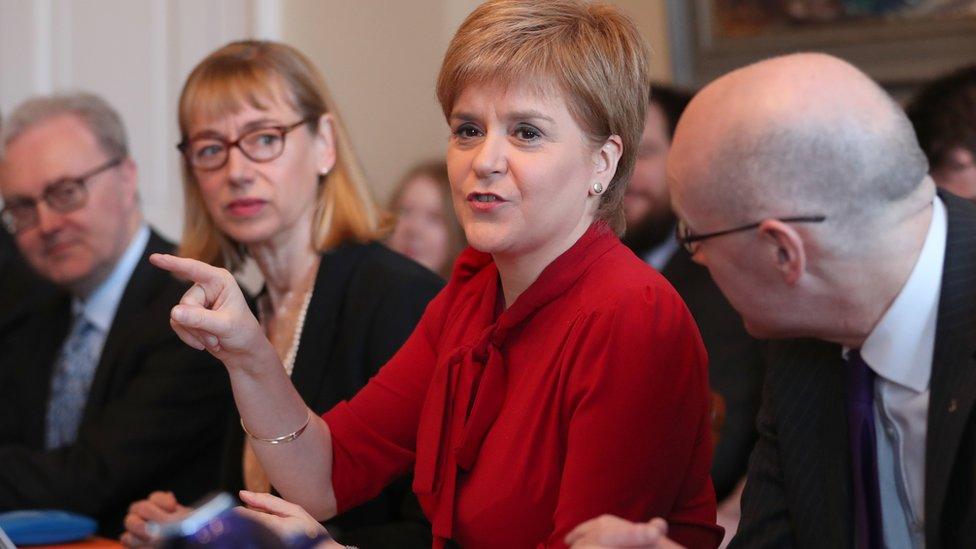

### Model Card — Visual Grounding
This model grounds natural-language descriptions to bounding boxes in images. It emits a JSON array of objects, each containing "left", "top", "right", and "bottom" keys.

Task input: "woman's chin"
[
  {"left": 218, "top": 225, "right": 277, "bottom": 249},
  {"left": 465, "top": 235, "right": 508, "bottom": 256},
  {"left": 461, "top": 223, "right": 516, "bottom": 255}
]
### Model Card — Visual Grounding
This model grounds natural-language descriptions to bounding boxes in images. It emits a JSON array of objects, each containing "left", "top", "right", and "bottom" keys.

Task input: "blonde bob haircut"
[
  {"left": 437, "top": 0, "right": 650, "bottom": 235},
  {"left": 177, "top": 40, "right": 383, "bottom": 270}
]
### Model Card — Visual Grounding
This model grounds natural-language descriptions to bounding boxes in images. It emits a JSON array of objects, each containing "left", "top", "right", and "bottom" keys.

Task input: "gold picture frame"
[{"left": 675, "top": 0, "right": 976, "bottom": 96}]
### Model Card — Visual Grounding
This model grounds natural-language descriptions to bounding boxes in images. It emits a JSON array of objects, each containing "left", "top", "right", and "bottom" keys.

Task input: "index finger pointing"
[{"left": 150, "top": 253, "right": 227, "bottom": 290}]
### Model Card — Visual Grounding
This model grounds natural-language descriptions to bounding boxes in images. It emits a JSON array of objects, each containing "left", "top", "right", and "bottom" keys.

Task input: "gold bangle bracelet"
[{"left": 240, "top": 410, "right": 312, "bottom": 444}]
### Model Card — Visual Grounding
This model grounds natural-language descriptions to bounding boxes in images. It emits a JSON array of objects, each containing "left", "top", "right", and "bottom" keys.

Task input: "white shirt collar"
[
  {"left": 73, "top": 225, "right": 150, "bottom": 332},
  {"left": 859, "top": 195, "right": 946, "bottom": 393},
  {"left": 642, "top": 227, "right": 681, "bottom": 271}
]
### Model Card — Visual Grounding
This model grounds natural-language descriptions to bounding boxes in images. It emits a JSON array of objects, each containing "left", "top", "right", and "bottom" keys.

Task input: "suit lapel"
[
  {"left": 22, "top": 294, "right": 72, "bottom": 448},
  {"left": 926, "top": 192, "right": 976, "bottom": 547},
  {"left": 82, "top": 231, "right": 173, "bottom": 419},
  {"left": 785, "top": 339, "right": 853, "bottom": 547},
  {"left": 660, "top": 248, "right": 697, "bottom": 285},
  {"left": 289, "top": 243, "right": 367, "bottom": 408},
  {"left": 817, "top": 344, "right": 854, "bottom": 547}
]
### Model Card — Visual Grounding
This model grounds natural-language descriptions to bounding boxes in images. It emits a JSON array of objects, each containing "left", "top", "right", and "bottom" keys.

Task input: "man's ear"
[
  {"left": 759, "top": 219, "right": 805, "bottom": 285},
  {"left": 119, "top": 157, "right": 140, "bottom": 206}
]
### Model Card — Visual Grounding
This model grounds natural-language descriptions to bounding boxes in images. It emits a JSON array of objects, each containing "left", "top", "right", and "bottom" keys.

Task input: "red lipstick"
[{"left": 226, "top": 198, "right": 267, "bottom": 218}]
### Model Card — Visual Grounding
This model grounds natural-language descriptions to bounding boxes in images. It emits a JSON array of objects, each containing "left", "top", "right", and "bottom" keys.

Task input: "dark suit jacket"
[
  {"left": 731, "top": 191, "right": 976, "bottom": 548},
  {"left": 0, "top": 228, "right": 59, "bottom": 336},
  {"left": 0, "top": 230, "right": 230, "bottom": 536},
  {"left": 661, "top": 248, "right": 767, "bottom": 499},
  {"left": 218, "top": 242, "right": 443, "bottom": 549}
]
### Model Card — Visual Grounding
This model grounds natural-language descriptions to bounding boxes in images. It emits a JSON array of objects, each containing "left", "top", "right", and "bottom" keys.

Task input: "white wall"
[
  {"left": 0, "top": 0, "right": 277, "bottom": 240},
  {"left": 280, "top": 0, "right": 479, "bottom": 207},
  {"left": 283, "top": 0, "right": 672, "bottom": 205},
  {"left": 0, "top": 0, "right": 672, "bottom": 240},
  {"left": 612, "top": 0, "right": 673, "bottom": 82}
]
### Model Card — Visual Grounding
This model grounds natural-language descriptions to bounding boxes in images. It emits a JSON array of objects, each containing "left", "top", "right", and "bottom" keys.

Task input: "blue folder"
[{"left": 0, "top": 510, "right": 97, "bottom": 546}]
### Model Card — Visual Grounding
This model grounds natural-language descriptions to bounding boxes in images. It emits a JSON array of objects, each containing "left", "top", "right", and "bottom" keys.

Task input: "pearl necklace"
[{"left": 259, "top": 287, "right": 314, "bottom": 377}]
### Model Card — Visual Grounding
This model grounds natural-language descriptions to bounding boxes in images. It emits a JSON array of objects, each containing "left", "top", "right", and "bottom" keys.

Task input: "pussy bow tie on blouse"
[{"left": 413, "top": 222, "right": 617, "bottom": 541}]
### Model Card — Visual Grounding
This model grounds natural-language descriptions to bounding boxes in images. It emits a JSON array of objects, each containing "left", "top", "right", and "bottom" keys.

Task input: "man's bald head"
[{"left": 669, "top": 53, "right": 929, "bottom": 236}]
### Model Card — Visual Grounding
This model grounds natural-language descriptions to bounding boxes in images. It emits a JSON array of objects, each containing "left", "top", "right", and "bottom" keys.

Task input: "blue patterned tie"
[
  {"left": 847, "top": 350, "right": 883, "bottom": 549},
  {"left": 45, "top": 312, "right": 102, "bottom": 449}
]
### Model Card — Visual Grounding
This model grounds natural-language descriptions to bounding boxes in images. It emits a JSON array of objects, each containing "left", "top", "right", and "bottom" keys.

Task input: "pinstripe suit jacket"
[{"left": 730, "top": 190, "right": 976, "bottom": 548}]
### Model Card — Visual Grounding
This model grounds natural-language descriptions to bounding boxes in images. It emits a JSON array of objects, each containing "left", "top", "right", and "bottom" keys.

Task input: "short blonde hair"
[
  {"left": 437, "top": 0, "right": 650, "bottom": 235},
  {"left": 177, "top": 40, "right": 383, "bottom": 270}
]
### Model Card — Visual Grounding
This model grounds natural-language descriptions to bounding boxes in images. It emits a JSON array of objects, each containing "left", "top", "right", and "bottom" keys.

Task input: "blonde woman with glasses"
[{"left": 121, "top": 40, "right": 440, "bottom": 548}]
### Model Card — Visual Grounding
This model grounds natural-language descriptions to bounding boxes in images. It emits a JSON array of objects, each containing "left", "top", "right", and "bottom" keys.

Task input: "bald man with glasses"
[
  {"left": 0, "top": 92, "right": 228, "bottom": 536},
  {"left": 569, "top": 53, "right": 976, "bottom": 549}
]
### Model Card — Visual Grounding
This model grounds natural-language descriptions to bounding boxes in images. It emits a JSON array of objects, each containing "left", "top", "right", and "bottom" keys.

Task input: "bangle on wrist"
[{"left": 241, "top": 409, "right": 312, "bottom": 444}]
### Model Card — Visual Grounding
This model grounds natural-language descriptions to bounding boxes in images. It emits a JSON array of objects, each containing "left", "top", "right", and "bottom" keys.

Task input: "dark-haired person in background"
[
  {"left": 906, "top": 64, "right": 976, "bottom": 201},
  {"left": 622, "top": 84, "right": 766, "bottom": 507}
]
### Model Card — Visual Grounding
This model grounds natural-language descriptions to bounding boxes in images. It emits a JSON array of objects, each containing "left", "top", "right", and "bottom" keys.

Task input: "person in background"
[
  {"left": 144, "top": 1, "right": 723, "bottom": 547},
  {"left": 621, "top": 85, "right": 691, "bottom": 261},
  {"left": 0, "top": 92, "right": 229, "bottom": 536},
  {"left": 0, "top": 226, "right": 61, "bottom": 404},
  {"left": 386, "top": 160, "right": 465, "bottom": 278},
  {"left": 0, "top": 110, "right": 59, "bottom": 340},
  {"left": 0, "top": 208, "right": 59, "bottom": 336},
  {"left": 906, "top": 64, "right": 976, "bottom": 200},
  {"left": 621, "top": 84, "right": 765, "bottom": 509},
  {"left": 121, "top": 40, "right": 440, "bottom": 549},
  {"left": 567, "top": 52, "right": 976, "bottom": 548}
]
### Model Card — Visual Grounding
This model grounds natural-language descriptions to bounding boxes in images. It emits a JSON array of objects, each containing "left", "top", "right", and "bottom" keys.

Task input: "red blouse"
[{"left": 323, "top": 223, "right": 721, "bottom": 548}]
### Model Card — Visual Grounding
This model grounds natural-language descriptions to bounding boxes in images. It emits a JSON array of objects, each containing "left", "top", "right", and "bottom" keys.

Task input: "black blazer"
[
  {"left": 661, "top": 248, "right": 767, "bottom": 499},
  {"left": 0, "top": 228, "right": 58, "bottom": 336},
  {"left": 0, "top": 230, "right": 230, "bottom": 536},
  {"left": 731, "top": 191, "right": 976, "bottom": 548},
  {"left": 218, "top": 242, "right": 443, "bottom": 549}
]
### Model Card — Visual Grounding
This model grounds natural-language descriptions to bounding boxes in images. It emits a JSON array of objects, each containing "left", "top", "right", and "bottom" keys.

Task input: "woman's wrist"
[
  {"left": 223, "top": 334, "right": 281, "bottom": 376},
  {"left": 242, "top": 409, "right": 312, "bottom": 444}
]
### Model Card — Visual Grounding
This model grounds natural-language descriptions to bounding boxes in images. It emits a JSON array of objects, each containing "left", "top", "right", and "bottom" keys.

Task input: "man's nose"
[{"left": 35, "top": 201, "right": 65, "bottom": 235}]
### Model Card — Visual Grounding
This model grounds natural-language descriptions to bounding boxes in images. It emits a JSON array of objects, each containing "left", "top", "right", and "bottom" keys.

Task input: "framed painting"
[{"left": 670, "top": 0, "right": 976, "bottom": 97}]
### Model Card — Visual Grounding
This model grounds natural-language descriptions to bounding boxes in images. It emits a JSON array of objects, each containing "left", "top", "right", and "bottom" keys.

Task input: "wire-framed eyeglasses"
[
  {"left": 676, "top": 215, "right": 827, "bottom": 255},
  {"left": 1, "top": 157, "right": 124, "bottom": 234}
]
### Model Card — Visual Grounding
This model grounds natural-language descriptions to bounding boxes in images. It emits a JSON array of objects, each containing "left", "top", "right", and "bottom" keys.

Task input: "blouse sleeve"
[
  {"left": 542, "top": 283, "right": 723, "bottom": 549},
  {"left": 322, "top": 287, "right": 446, "bottom": 514}
]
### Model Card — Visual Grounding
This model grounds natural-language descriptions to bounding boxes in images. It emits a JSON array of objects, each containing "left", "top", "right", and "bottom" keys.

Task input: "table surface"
[{"left": 26, "top": 536, "right": 122, "bottom": 549}]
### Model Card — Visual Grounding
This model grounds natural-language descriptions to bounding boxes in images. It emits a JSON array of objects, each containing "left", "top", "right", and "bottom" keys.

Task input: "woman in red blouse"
[{"left": 151, "top": 1, "right": 721, "bottom": 547}]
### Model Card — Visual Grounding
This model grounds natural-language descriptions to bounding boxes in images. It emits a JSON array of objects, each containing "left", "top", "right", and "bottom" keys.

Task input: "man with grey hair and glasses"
[
  {"left": 568, "top": 53, "right": 976, "bottom": 549},
  {"left": 0, "top": 110, "right": 56, "bottom": 337},
  {"left": 0, "top": 92, "right": 228, "bottom": 535}
]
